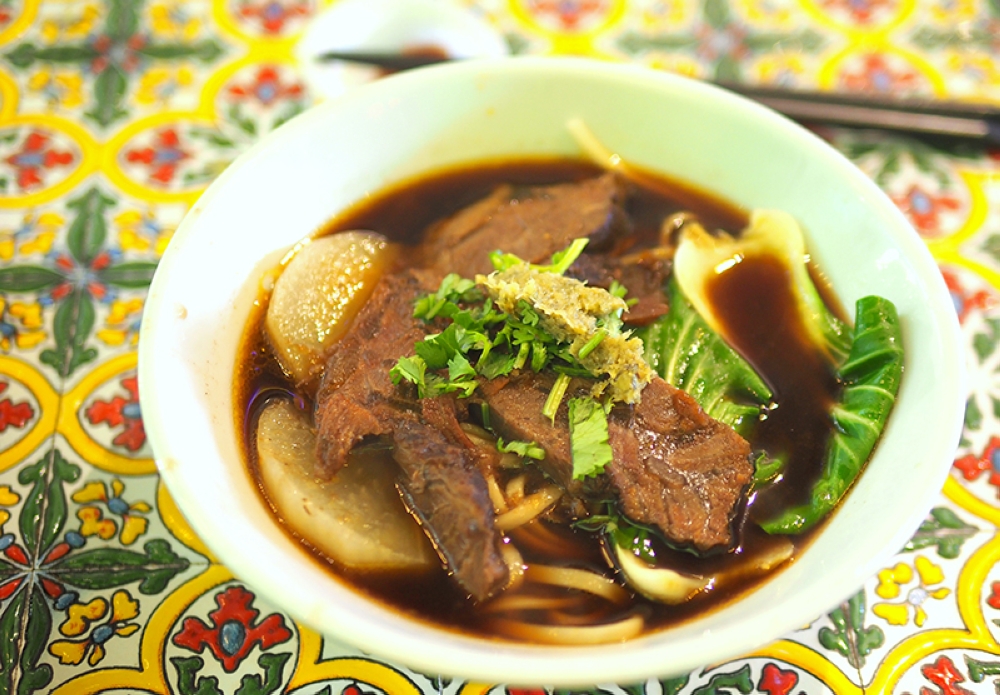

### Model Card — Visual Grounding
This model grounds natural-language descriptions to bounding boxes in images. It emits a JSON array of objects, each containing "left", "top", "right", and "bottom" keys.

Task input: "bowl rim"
[{"left": 139, "top": 56, "right": 966, "bottom": 687}]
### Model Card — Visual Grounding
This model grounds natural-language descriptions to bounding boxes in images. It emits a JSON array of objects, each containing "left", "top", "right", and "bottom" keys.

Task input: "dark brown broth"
[
  {"left": 238, "top": 158, "right": 837, "bottom": 640},
  {"left": 707, "top": 255, "right": 841, "bottom": 519}
]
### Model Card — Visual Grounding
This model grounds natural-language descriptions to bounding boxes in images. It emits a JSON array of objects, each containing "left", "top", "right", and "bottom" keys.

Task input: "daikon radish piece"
[
  {"left": 256, "top": 398, "right": 436, "bottom": 571},
  {"left": 266, "top": 231, "right": 397, "bottom": 384}
]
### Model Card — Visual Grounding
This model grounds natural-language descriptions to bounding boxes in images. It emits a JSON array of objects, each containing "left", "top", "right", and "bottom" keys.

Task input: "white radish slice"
[
  {"left": 265, "top": 230, "right": 397, "bottom": 385},
  {"left": 256, "top": 398, "right": 436, "bottom": 572}
]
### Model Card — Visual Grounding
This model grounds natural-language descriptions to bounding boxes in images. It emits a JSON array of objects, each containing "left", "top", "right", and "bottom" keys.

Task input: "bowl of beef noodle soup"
[{"left": 138, "top": 57, "right": 964, "bottom": 687}]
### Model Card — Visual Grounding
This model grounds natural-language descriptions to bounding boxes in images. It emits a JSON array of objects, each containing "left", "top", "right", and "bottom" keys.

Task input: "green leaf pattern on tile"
[
  {"left": 818, "top": 591, "right": 885, "bottom": 669},
  {"left": 0, "top": 448, "right": 190, "bottom": 692},
  {"left": 4, "top": 0, "right": 226, "bottom": 127},
  {"left": 904, "top": 508, "right": 979, "bottom": 559}
]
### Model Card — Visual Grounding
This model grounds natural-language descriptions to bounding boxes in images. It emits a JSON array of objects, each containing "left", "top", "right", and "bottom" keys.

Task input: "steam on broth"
[{"left": 236, "top": 158, "right": 902, "bottom": 643}]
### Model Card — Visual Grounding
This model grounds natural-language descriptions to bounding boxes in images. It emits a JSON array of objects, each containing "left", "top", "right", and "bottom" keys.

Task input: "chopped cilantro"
[
  {"left": 543, "top": 373, "right": 571, "bottom": 423},
  {"left": 393, "top": 241, "right": 637, "bottom": 483},
  {"left": 568, "top": 396, "right": 613, "bottom": 480},
  {"left": 489, "top": 238, "right": 589, "bottom": 275},
  {"left": 390, "top": 355, "right": 427, "bottom": 392},
  {"left": 576, "top": 328, "right": 607, "bottom": 360},
  {"left": 497, "top": 438, "right": 546, "bottom": 460}
]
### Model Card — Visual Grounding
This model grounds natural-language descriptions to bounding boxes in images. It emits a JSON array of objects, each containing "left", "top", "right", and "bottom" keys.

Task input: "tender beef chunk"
[
  {"left": 393, "top": 418, "right": 509, "bottom": 602},
  {"left": 479, "top": 372, "right": 753, "bottom": 552},
  {"left": 609, "top": 250, "right": 671, "bottom": 325},
  {"left": 477, "top": 375, "right": 601, "bottom": 500},
  {"left": 314, "top": 271, "right": 509, "bottom": 601},
  {"left": 313, "top": 272, "right": 429, "bottom": 478},
  {"left": 567, "top": 251, "right": 671, "bottom": 326},
  {"left": 606, "top": 378, "right": 753, "bottom": 552},
  {"left": 420, "top": 174, "right": 631, "bottom": 278}
]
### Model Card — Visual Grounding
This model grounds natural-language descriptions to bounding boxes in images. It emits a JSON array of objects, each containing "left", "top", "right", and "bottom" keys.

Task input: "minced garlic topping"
[{"left": 478, "top": 265, "right": 654, "bottom": 404}]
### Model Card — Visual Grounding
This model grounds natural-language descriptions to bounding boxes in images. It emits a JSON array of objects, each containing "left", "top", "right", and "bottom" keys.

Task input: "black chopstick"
[
  {"left": 715, "top": 82, "right": 1000, "bottom": 144},
  {"left": 317, "top": 50, "right": 451, "bottom": 72},
  {"left": 316, "top": 50, "right": 1000, "bottom": 146}
]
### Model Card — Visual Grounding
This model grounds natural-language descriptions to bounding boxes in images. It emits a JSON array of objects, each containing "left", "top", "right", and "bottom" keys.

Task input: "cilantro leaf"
[
  {"left": 497, "top": 438, "right": 546, "bottom": 460},
  {"left": 490, "top": 238, "right": 589, "bottom": 275},
  {"left": 390, "top": 356, "right": 427, "bottom": 392},
  {"left": 568, "top": 396, "right": 613, "bottom": 479}
]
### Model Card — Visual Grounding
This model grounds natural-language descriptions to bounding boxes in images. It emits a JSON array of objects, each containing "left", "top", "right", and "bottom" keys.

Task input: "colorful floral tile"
[{"left": 1, "top": 0, "right": 1000, "bottom": 693}]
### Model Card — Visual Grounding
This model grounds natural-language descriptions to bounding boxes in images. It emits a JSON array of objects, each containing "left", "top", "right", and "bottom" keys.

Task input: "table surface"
[{"left": 1, "top": 1, "right": 998, "bottom": 694}]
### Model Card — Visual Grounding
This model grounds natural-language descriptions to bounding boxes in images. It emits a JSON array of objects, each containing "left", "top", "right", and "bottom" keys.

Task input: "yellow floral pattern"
[
  {"left": 96, "top": 299, "right": 144, "bottom": 347},
  {"left": 0, "top": 211, "right": 62, "bottom": 260},
  {"left": 873, "top": 556, "right": 952, "bottom": 627},
  {"left": 0, "top": 485, "right": 20, "bottom": 528},
  {"left": 72, "top": 480, "right": 151, "bottom": 546},
  {"left": 114, "top": 209, "right": 173, "bottom": 254},
  {"left": 49, "top": 591, "right": 140, "bottom": 667},
  {"left": 27, "top": 70, "right": 84, "bottom": 109},
  {"left": 0, "top": 0, "right": 999, "bottom": 694},
  {"left": 149, "top": 1, "right": 202, "bottom": 39},
  {"left": 0, "top": 297, "right": 46, "bottom": 351}
]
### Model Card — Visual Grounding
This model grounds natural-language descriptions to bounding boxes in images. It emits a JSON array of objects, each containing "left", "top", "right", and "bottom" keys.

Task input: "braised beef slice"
[
  {"left": 393, "top": 417, "right": 509, "bottom": 602},
  {"left": 566, "top": 251, "right": 671, "bottom": 326},
  {"left": 476, "top": 375, "right": 601, "bottom": 500},
  {"left": 314, "top": 271, "right": 509, "bottom": 601},
  {"left": 606, "top": 378, "right": 753, "bottom": 552},
  {"left": 419, "top": 173, "right": 631, "bottom": 277},
  {"left": 314, "top": 272, "right": 429, "bottom": 478},
  {"left": 480, "top": 372, "right": 752, "bottom": 551}
]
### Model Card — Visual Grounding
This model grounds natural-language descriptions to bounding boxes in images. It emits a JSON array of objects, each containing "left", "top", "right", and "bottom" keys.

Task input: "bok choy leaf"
[
  {"left": 761, "top": 295, "right": 903, "bottom": 534},
  {"left": 649, "top": 210, "right": 903, "bottom": 534},
  {"left": 636, "top": 277, "right": 772, "bottom": 438},
  {"left": 674, "top": 210, "right": 852, "bottom": 365}
]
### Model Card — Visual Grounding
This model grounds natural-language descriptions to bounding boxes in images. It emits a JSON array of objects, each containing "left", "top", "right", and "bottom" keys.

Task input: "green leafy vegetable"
[
  {"left": 674, "top": 210, "right": 851, "bottom": 364},
  {"left": 576, "top": 507, "right": 659, "bottom": 563},
  {"left": 650, "top": 210, "right": 904, "bottom": 534},
  {"left": 497, "top": 438, "right": 546, "bottom": 460},
  {"left": 637, "top": 277, "right": 772, "bottom": 437},
  {"left": 751, "top": 451, "right": 786, "bottom": 490},
  {"left": 394, "top": 241, "right": 648, "bottom": 483},
  {"left": 568, "top": 396, "right": 613, "bottom": 479},
  {"left": 489, "top": 237, "right": 589, "bottom": 275},
  {"left": 761, "top": 295, "right": 904, "bottom": 534}
]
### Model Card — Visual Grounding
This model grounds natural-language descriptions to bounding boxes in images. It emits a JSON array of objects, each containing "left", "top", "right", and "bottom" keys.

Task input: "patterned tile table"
[{"left": 0, "top": 1, "right": 998, "bottom": 694}]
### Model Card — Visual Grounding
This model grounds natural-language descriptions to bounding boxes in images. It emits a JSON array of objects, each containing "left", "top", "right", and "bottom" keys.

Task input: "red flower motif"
[
  {"left": 0, "top": 539, "right": 74, "bottom": 600},
  {"left": 987, "top": 581, "right": 1000, "bottom": 610},
  {"left": 840, "top": 54, "right": 921, "bottom": 94},
  {"left": 759, "top": 662, "right": 799, "bottom": 695},
  {"left": 228, "top": 66, "right": 303, "bottom": 106},
  {"left": 527, "top": 0, "right": 609, "bottom": 30},
  {"left": 695, "top": 23, "right": 750, "bottom": 63},
  {"left": 86, "top": 375, "right": 146, "bottom": 452},
  {"left": 953, "top": 437, "right": 1000, "bottom": 495},
  {"left": 172, "top": 585, "right": 292, "bottom": 672},
  {"left": 920, "top": 655, "right": 975, "bottom": 695},
  {"left": 238, "top": 0, "right": 311, "bottom": 34},
  {"left": 125, "top": 128, "right": 190, "bottom": 185},
  {"left": 0, "top": 382, "right": 32, "bottom": 433},
  {"left": 5, "top": 130, "right": 75, "bottom": 190},
  {"left": 89, "top": 34, "right": 147, "bottom": 74},
  {"left": 49, "top": 251, "right": 112, "bottom": 302},
  {"left": 941, "top": 268, "right": 995, "bottom": 324},
  {"left": 890, "top": 184, "right": 962, "bottom": 236},
  {"left": 819, "top": 0, "right": 896, "bottom": 23}
]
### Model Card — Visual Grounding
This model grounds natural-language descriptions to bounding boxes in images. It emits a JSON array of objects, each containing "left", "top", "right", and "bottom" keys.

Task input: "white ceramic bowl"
[{"left": 138, "top": 58, "right": 965, "bottom": 687}]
